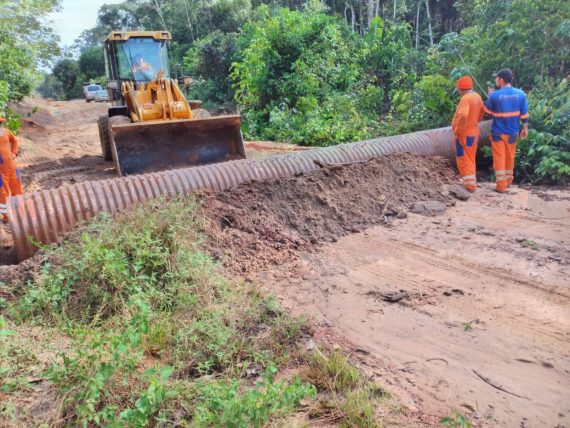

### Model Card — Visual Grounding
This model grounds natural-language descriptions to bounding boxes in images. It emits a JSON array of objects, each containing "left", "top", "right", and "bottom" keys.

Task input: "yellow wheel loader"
[{"left": 97, "top": 31, "right": 245, "bottom": 176}]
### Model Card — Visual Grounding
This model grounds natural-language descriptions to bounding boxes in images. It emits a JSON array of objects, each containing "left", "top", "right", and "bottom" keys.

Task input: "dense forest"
[{"left": 1, "top": 0, "right": 569, "bottom": 182}]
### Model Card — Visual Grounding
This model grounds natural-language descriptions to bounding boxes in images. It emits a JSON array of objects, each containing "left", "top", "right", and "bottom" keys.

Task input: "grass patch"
[
  {"left": 302, "top": 349, "right": 387, "bottom": 427},
  {"left": 519, "top": 239, "right": 540, "bottom": 251},
  {"left": 462, "top": 320, "right": 476, "bottom": 332},
  {"left": 440, "top": 411, "right": 472, "bottom": 427},
  {"left": 1, "top": 197, "right": 393, "bottom": 426}
]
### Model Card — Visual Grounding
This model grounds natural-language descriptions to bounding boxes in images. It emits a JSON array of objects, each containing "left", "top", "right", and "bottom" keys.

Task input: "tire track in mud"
[
  {"left": 505, "top": 212, "right": 568, "bottom": 228},
  {"left": 264, "top": 219, "right": 570, "bottom": 427},
  {"left": 347, "top": 238, "right": 570, "bottom": 301},
  {"left": 21, "top": 158, "right": 114, "bottom": 192}
]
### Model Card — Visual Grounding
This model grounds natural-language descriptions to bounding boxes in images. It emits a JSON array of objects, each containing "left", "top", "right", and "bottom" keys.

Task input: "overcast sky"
[{"left": 50, "top": 0, "right": 125, "bottom": 47}]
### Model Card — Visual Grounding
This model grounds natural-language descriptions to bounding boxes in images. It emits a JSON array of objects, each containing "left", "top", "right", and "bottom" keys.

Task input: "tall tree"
[
  {"left": 415, "top": 1, "right": 420, "bottom": 48},
  {"left": 52, "top": 58, "right": 82, "bottom": 99},
  {"left": 78, "top": 47, "right": 106, "bottom": 81},
  {"left": 0, "top": 0, "right": 61, "bottom": 104},
  {"left": 425, "top": 0, "right": 433, "bottom": 46}
]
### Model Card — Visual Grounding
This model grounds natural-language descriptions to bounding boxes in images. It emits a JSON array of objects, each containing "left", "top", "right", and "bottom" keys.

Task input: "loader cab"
[{"left": 104, "top": 31, "right": 172, "bottom": 117}]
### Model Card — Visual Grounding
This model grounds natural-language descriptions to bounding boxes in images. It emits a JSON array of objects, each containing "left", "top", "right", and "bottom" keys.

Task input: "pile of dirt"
[
  {"left": 200, "top": 153, "right": 456, "bottom": 275},
  {"left": 11, "top": 99, "right": 56, "bottom": 129}
]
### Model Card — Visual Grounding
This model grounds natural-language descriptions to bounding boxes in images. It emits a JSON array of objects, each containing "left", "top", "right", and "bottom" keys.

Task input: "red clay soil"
[{"left": 200, "top": 153, "right": 456, "bottom": 276}]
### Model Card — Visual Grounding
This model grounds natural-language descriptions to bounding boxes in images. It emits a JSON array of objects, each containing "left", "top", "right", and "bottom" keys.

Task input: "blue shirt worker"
[{"left": 485, "top": 68, "right": 529, "bottom": 193}]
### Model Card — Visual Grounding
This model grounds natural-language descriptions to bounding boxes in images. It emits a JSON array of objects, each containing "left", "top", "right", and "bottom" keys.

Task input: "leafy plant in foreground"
[{"left": 192, "top": 368, "right": 316, "bottom": 427}]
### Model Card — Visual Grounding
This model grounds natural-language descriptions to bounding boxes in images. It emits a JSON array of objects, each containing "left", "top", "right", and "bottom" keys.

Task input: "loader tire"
[
  {"left": 97, "top": 115, "right": 112, "bottom": 161},
  {"left": 192, "top": 108, "right": 211, "bottom": 119}
]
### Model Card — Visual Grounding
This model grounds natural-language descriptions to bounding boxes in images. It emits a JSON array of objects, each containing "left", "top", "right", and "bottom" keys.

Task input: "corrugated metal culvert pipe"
[{"left": 8, "top": 121, "right": 490, "bottom": 261}]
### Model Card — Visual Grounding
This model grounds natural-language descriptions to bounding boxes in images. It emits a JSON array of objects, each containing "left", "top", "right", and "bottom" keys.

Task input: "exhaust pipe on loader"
[{"left": 110, "top": 115, "right": 245, "bottom": 176}]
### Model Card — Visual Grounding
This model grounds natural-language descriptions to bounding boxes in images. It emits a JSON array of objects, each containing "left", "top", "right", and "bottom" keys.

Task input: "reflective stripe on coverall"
[{"left": 491, "top": 133, "right": 518, "bottom": 193}]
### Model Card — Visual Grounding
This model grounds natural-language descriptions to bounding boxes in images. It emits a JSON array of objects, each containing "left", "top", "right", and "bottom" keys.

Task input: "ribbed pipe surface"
[{"left": 8, "top": 122, "right": 490, "bottom": 261}]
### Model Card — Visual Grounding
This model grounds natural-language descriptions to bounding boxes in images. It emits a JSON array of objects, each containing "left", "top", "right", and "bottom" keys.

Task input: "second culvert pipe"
[{"left": 8, "top": 121, "right": 491, "bottom": 261}]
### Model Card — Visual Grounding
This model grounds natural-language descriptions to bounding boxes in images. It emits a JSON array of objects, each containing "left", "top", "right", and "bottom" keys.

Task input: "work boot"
[{"left": 495, "top": 181, "right": 508, "bottom": 193}]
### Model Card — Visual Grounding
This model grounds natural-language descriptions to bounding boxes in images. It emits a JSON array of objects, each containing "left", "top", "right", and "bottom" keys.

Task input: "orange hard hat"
[{"left": 457, "top": 76, "right": 473, "bottom": 90}]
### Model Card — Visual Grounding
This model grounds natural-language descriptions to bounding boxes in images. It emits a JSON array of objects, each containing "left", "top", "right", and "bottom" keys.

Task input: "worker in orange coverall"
[
  {"left": 451, "top": 76, "right": 484, "bottom": 191},
  {"left": 485, "top": 68, "right": 529, "bottom": 193},
  {"left": 0, "top": 116, "right": 23, "bottom": 223}
]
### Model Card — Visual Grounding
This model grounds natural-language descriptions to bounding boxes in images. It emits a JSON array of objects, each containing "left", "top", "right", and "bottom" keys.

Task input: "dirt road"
[
  {"left": 2, "top": 98, "right": 569, "bottom": 426},
  {"left": 262, "top": 185, "right": 570, "bottom": 426}
]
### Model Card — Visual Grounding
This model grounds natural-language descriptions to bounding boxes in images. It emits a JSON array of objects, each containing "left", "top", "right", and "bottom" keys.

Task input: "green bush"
[
  {"left": 440, "top": 411, "right": 472, "bottom": 427},
  {"left": 0, "top": 29, "right": 37, "bottom": 103},
  {"left": 52, "top": 58, "right": 84, "bottom": 100},
  {"left": 516, "top": 130, "right": 570, "bottom": 184},
  {"left": 231, "top": 6, "right": 380, "bottom": 146},
  {"left": 392, "top": 74, "right": 456, "bottom": 132},
  {"left": 429, "top": 0, "right": 570, "bottom": 91},
  {"left": 0, "top": 81, "right": 8, "bottom": 114},
  {"left": 528, "top": 78, "right": 570, "bottom": 137},
  {"left": 184, "top": 31, "right": 239, "bottom": 108},
  {"left": 36, "top": 74, "right": 65, "bottom": 100},
  {"left": 365, "top": 19, "right": 425, "bottom": 100},
  {"left": 410, "top": 74, "right": 456, "bottom": 127},
  {"left": 0, "top": 81, "right": 21, "bottom": 134}
]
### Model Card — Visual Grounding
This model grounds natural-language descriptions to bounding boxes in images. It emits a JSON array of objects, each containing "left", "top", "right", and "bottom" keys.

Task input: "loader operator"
[
  {"left": 451, "top": 76, "right": 484, "bottom": 191},
  {"left": 485, "top": 68, "right": 529, "bottom": 193},
  {"left": 131, "top": 54, "right": 155, "bottom": 80},
  {"left": 0, "top": 116, "right": 23, "bottom": 223}
]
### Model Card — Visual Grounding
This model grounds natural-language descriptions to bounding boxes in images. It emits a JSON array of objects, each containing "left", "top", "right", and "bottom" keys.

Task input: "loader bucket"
[{"left": 109, "top": 115, "right": 246, "bottom": 176}]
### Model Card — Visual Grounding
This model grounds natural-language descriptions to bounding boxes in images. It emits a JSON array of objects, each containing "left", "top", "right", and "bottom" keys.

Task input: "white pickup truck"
[{"left": 83, "top": 83, "right": 103, "bottom": 102}]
